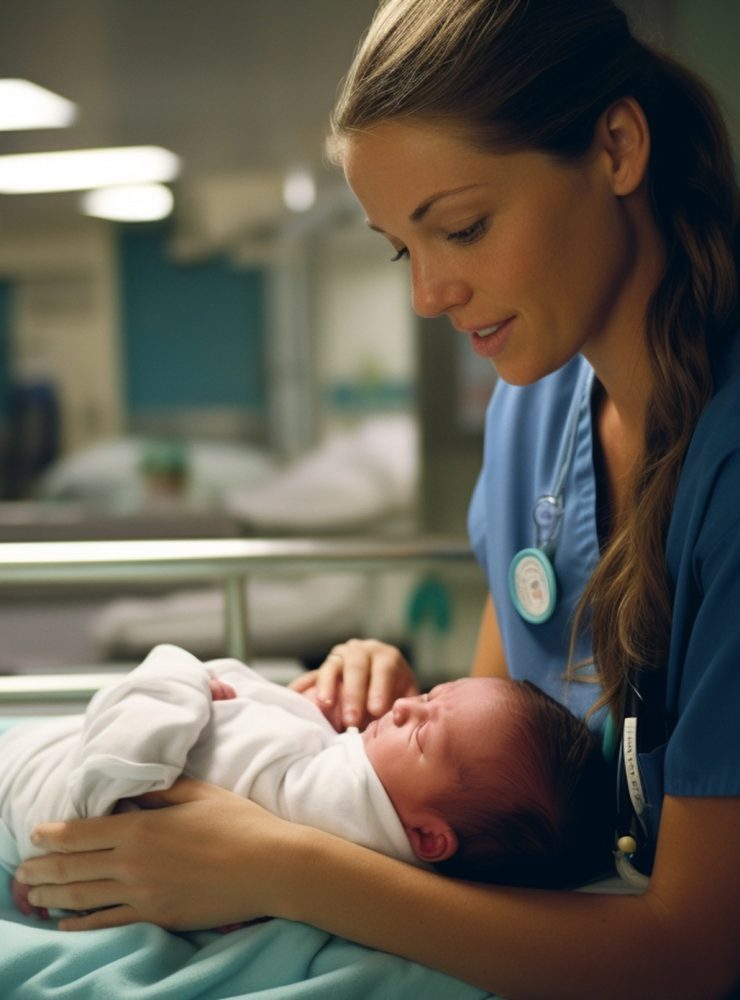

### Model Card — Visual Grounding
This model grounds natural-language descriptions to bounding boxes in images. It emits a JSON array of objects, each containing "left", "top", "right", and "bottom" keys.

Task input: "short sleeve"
[{"left": 665, "top": 449, "right": 740, "bottom": 796}]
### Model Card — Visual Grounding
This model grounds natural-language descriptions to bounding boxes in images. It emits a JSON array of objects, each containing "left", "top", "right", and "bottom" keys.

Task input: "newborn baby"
[{"left": 1, "top": 643, "right": 611, "bottom": 916}]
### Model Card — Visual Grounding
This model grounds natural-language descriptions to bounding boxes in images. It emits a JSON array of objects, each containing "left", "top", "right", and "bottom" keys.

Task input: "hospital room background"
[{"left": 0, "top": 0, "right": 737, "bottom": 712}]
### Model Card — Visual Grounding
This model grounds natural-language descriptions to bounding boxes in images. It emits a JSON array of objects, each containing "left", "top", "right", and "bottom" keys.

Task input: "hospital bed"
[
  {"left": 20, "top": 417, "right": 423, "bottom": 668},
  {"left": 0, "top": 535, "right": 477, "bottom": 697},
  {"left": 0, "top": 536, "right": 497, "bottom": 999}
]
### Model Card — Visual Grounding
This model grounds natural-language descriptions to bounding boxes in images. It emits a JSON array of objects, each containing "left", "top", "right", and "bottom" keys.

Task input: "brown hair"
[
  {"left": 329, "top": 0, "right": 740, "bottom": 720},
  {"left": 432, "top": 680, "right": 612, "bottom": 888}
]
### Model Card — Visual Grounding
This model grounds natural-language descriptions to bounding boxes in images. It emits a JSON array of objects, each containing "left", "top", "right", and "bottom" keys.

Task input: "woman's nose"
[{"left": 411, "top": 257, "right": 470, "bottom": 319}]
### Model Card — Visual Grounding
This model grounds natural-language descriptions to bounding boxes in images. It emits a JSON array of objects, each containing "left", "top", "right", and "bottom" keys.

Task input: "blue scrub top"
[{"left": 468, "top": 341, "right": 740, "bottom": 808}]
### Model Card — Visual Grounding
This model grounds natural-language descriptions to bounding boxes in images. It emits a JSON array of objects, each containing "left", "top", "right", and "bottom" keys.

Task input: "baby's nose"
[{"left": 392, "top": 696, "right": 423, "bottom": 725}]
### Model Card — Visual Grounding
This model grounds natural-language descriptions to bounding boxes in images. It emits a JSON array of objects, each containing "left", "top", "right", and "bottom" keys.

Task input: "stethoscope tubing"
[{"left": 509, "top": 369, "right": 594, "bottom": 623}]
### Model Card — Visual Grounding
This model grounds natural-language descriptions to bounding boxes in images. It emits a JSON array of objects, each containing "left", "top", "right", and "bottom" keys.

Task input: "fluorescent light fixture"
[
  {"left": 0, "top": 146, "right": 180, "bottom": 194},
  {"left": 81, "top": 183, "right": 174, "bottom": 222},
  {"left": 0, "top": 78, "right": 77, "bottom": 130},
  {"left": 283, "top": 167, "right": 316, "bottom": 213}
]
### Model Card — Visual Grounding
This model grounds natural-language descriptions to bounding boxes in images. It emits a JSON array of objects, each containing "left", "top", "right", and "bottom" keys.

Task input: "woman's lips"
[{"left": 469, "top": 316, "right": 515, "bottom": 358}]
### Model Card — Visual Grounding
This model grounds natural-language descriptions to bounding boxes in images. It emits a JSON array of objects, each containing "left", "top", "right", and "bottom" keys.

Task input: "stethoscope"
[{"left": 508, "top": 370, "right": 592, "bottom": 625}]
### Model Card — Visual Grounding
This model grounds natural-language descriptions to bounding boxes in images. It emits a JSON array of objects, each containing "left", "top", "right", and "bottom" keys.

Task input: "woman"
[{"left": 15, "top": 2, "right": 740, "bottom": 997}]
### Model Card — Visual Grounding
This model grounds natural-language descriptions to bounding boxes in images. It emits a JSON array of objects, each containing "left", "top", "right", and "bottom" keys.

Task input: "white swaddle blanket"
[{"left": 0, "top": 645, "right": 418, "bottom": 872}]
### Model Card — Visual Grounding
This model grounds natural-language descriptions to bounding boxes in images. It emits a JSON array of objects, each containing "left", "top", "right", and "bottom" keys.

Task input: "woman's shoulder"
[
  {"left": 686, "top": 333, "right": 740, "bottom": 464},
  {"left": 670, "top": 334, "right": 740, "bottom": 549}
]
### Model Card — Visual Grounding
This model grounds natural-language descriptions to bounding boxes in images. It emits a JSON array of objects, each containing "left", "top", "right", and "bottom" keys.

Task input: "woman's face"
[{"left": 343, "top": 119, "right": 644, "bottom": 386}]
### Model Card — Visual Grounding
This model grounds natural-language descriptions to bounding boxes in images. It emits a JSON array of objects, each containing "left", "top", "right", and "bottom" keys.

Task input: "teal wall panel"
[{"left": 119, "top": 228, "right": 265, "bottom": 415}]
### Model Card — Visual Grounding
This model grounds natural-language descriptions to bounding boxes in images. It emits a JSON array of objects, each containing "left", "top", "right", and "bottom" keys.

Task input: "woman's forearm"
[
  {"left": 276, "top": 796, "right": 740, "bottom": 1000},
  {"left": 280, "top": 827, "right": 641, "bottom": 999},
  {"left": 18, "top": 786, "right": 740, "bottom": 998}
]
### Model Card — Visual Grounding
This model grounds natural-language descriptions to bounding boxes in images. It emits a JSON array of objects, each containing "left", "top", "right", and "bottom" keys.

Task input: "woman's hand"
[
  {"left": 290, "top": 639, "right": 419, "bottom": 729},
  {"left": 13, "top": 779, "right": 298, "bottom": 932}
]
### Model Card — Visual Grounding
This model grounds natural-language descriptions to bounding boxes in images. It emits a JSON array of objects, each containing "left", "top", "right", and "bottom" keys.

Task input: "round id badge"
[
  {"left": 508, "top": 548, "right": 557, "bottom": 624},
  {"left": 508, "top": 493, "right": 563, "bottom": 624}
]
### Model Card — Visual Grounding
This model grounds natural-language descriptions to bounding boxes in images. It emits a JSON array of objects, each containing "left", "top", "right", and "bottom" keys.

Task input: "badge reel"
[{"left": 508, "top": 495, "right": 563, "bottom": 624}]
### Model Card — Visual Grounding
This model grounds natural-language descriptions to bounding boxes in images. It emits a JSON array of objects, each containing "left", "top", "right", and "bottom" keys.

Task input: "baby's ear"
[{"left": 406, "top": 820, "right": 458, "bottom": 863}]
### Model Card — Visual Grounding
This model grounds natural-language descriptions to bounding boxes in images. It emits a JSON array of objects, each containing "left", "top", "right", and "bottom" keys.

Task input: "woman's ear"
[
  {"left": 596, "top": 96, "right": 651, "bottom": 197},
  {"left": 405, "top": 819, "right": 459, "bottom": 863}
]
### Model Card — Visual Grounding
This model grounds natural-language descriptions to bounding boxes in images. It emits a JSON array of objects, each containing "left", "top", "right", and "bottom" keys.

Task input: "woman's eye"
[
  {"left": 390, "top": 246, "right": 409, "bottom": 262},
  {"left": 446, "top": 218, "right": 488, "bottom": 246}
]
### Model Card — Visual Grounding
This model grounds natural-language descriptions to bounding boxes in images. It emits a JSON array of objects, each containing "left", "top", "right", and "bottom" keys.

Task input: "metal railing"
[{"left": 0, "top": 536, "right": 477, "bottom": 704}]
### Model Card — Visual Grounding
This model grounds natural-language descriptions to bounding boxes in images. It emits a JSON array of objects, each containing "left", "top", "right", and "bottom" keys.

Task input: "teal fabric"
[
  {"left": 661, "top": 335, "right": 740, "bottom": 798},
  {"left": 0, "top": 721, "right": 493, "bottom": 1000}
]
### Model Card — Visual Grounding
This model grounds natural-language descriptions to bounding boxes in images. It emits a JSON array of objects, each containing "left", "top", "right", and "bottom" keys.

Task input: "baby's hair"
[{"left": 432, "top": 680, "right": 612, "bottom": 888}]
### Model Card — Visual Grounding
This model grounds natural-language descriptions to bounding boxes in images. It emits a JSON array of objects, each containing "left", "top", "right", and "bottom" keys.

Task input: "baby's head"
[{"left": 362, "top": 677, "right": 612, "bottom": 888}]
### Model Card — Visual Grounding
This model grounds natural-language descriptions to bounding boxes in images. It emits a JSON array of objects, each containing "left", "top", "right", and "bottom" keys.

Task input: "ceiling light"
[
  {"left": 0, "top": 146, "right": 180, "bottom": 194},
  {"left": 282, "top": 167, "right": 316, "bottom": 213},
  {"left": 80, "top": 184, "right": 174, "bottom": 222},
  {"left": 0, "top": 79, "right": 77, "bottom": 130}
]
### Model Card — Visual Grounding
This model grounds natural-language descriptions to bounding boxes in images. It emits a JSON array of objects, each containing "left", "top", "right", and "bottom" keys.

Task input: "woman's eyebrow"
[
  {"left": 366, "top": 183, "right": 485, "bottom": 234},
  {"left": 409, "top": 184, "right": 483, "bottom": 223}
]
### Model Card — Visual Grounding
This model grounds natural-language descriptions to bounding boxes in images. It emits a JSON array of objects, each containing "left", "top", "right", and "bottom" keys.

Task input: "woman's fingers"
[
  {"left": 288, "top": 670, "right": 317, "bottom": 694},
  {"left": 291, "top": 639, "right": 419, "bottom": 727},
  {"left": 315, "top": 650, "right": 349, "bottom": 708},
  {"left": 366, "top": 650, "right": 419, "bottom": 716},
  {"left": 338, "top": 639, "right": 417, "bottom": 720},
  {"left": 288, "top": 659, "right": 345, "bottom": 706},
  {"left": 291, "top": 646, "right": 372, "bottom": 725},
  {"left": 26, "top": 813, "right": 128, "bottom": 855},
  {"left": 334, "top": 644, "right": 372, "bottom": 727},
  {"left": 27, "top": 878, "right": 126, "bottom": 915},
  {"left": 16, "top": 781, "right": 226, "bottom": 914},
  {"left": 289, "top": 663, "right": 365, "bottom": 729},
  {"left": 16, "top": 783, "right": 296, "bottom": 931},
  {"left": 17, "top": 848, "right": 118, "bottom": 888},
  {"left": 58, "top": 905, "right": 141, "bottom": 932}
]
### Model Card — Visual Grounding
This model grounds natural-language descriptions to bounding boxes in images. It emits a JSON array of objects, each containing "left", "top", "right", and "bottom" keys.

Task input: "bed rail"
[{"left": 0, "top": 537, "right": 477, "bottom": 703}]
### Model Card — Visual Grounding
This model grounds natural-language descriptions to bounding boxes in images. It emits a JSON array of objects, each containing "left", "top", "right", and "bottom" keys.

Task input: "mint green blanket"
[{"left": 1, "top": 879, "right": 492, "bottom": 999}]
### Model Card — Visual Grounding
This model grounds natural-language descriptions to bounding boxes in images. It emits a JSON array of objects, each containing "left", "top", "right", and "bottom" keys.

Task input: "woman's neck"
[
  {"left": 583, "top": 194, "right": 667, "bottom": 524},
  {"left": 582, "top": 189, "right": 666, "bottom": 450},
  {"left": 586, "top": 323, "right": 652, "bottom": 531},
  {"left": 590, "top": 380, "right": 641, "bottom": 531}
]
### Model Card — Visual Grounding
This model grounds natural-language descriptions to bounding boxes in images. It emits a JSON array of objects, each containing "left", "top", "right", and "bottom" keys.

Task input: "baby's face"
[{"left": 362, "top": 677, "right": 514, "bottom": 830}]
